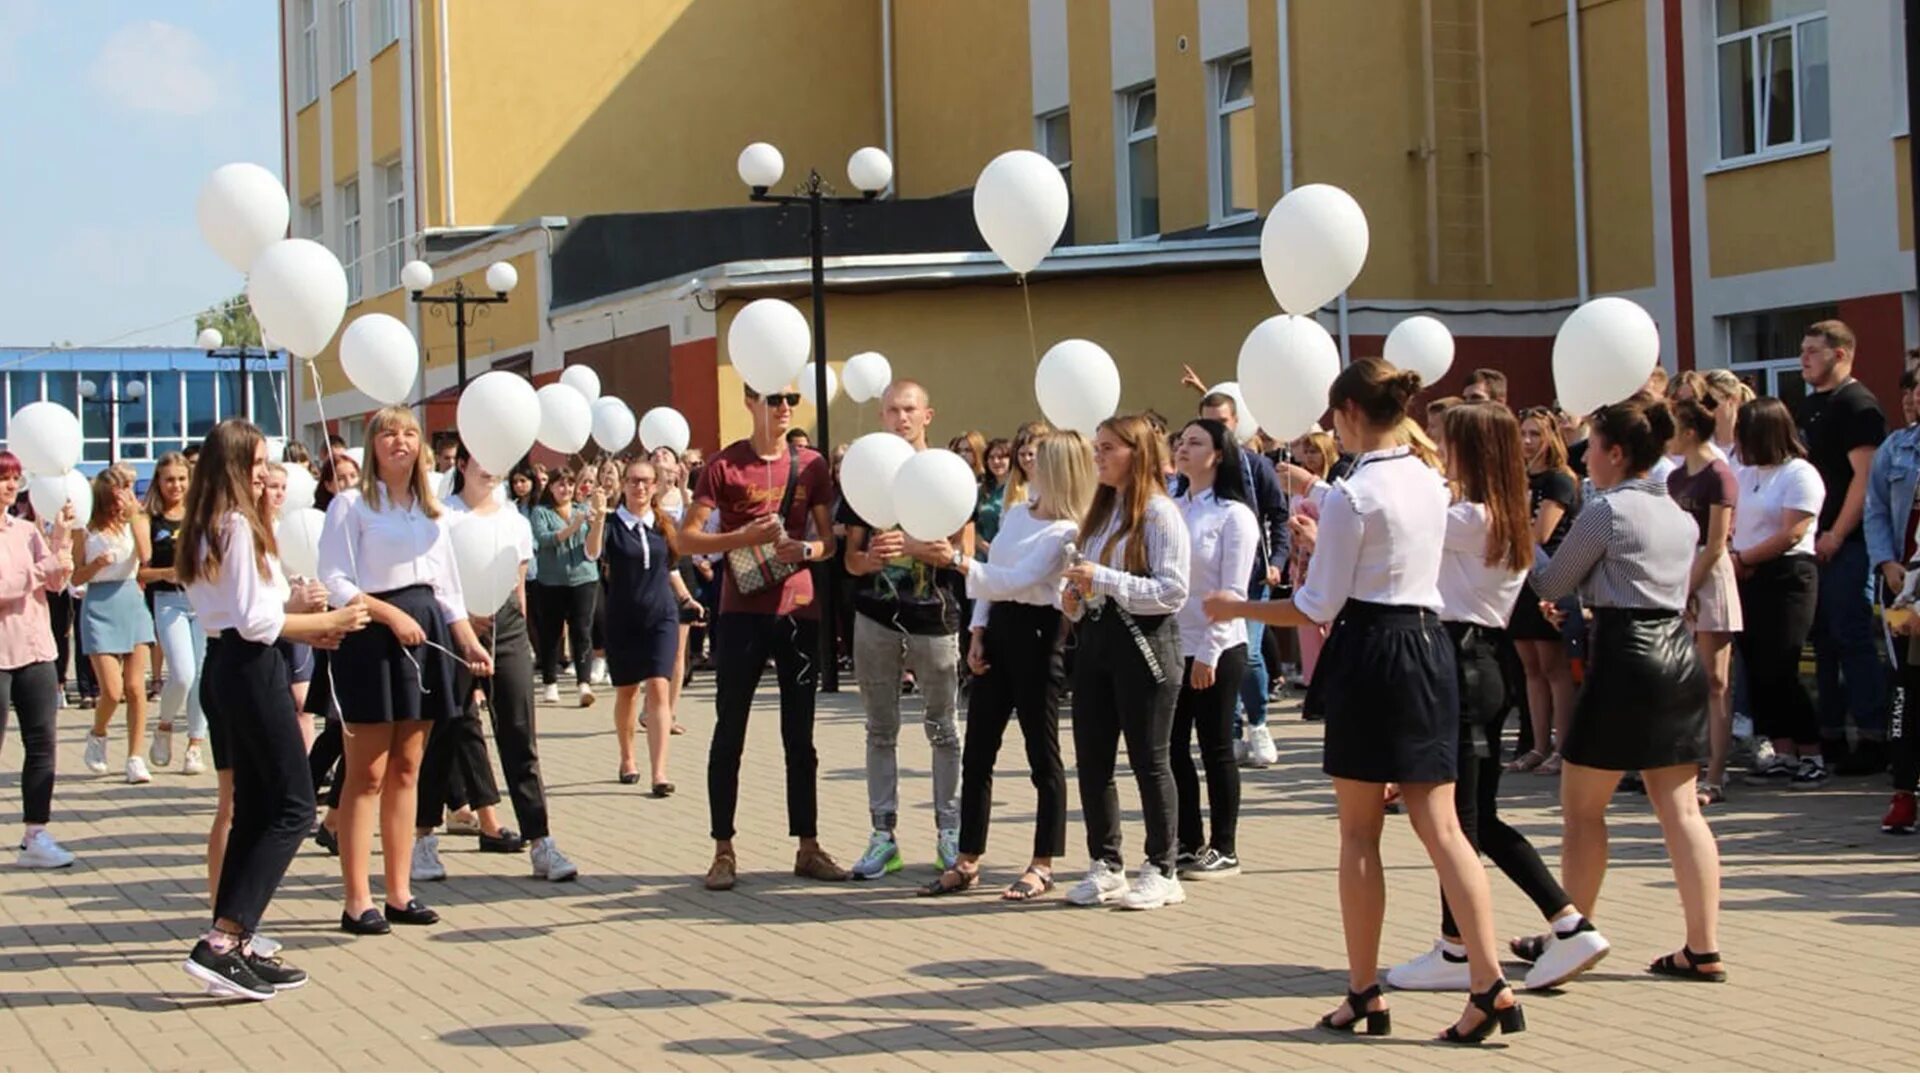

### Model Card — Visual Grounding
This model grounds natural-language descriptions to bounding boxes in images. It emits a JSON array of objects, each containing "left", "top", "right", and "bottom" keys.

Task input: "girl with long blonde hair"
[{"left": 73, "top": 463, "right": 155, "bottom": 783}]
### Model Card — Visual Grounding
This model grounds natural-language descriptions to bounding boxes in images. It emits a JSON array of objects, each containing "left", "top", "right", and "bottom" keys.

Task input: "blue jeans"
[
  {"left": 153, "top": 591, "right": 207, "bottom": 741},
  {"left": 1235, "top": 585, "right": 1271, "bottom": 733},
  {"left": 1812, "top": 537, "right": 1887, "bottom": 742}
]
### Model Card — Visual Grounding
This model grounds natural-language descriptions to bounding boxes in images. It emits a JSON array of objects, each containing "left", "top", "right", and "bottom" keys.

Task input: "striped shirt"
[
  {"left": 1529, "top": 477, "right": 1699, "bottom": 611},
  {"left": 1079, "top": 492, "right": 1190, "bottom": 617}
]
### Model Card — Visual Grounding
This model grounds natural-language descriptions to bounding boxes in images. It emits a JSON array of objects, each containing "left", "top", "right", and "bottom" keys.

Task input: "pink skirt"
[{"left": 1689, "top": 550, "right": 1743, "bottom": 633}]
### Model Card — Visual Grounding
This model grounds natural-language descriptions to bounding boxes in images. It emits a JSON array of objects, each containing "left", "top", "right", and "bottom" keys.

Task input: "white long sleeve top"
[
  {"left": 964, "top": 501, "right": 1077, "bottom": 630},
  {"left": 1176, "top": 486, "right": 1257, "bottom": 666},
  {"left": 184, "top": 513, "right": 290, "bottom": 645},
  {"left": 1291, "top": 449, "right": 1447, "bottom": 625},
  {"left": 1437, "top": 502, "right": 1528, "bottom": 629},
  {"left": 1076, "top": 492, "right": 1191, "bottom": 617},
  {"left": 318, "top": 483, "right": 468, "bottom": 625}
]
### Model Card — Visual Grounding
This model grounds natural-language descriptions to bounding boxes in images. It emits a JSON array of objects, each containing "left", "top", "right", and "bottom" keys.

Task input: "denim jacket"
[{"left": 1864, "top": 423, "right": 1920, "bottom": 571}]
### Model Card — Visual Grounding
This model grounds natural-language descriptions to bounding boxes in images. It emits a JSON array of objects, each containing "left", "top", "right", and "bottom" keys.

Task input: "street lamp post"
[
  {"left": 198, "top": 327, "right": 269, "bottom": 423},
  {"left": 79, "top": 377, "right": 145, "bottom": 463},
  {"left": 403, "top": 259, "right": 518, "bottom": 392},
  {"left": 737, "top": 142, "right": 893, "bottom": 693}
]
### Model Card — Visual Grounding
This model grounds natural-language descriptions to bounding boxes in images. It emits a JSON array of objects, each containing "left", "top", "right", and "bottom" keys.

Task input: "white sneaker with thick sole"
[
  {"left": 412, "top": 834, "right": 448, "bottom": 882},
  {"left": 1247, "top": 725, "right": 1280, "bottom": 768},
  {"left": 1386, "top": 940, "right": 1473, "bottom": 991},
  {"left": 82, "top": 734, "right": 109, "bottom": 775},
  {"left": 590, "top": 657, "right": 609, "bottom": 687},
  {"left": 1064, "top": 862, "right": 1128, "bottom": 907},
  {"left": 125, "top": 757, "right": 152, "bottom": 785},
  {"left": 541, "top": 683, "right": 561, "bottom": 706},
  {"left": 579, "top": 685, "right": 596, "bottom": 708},
  {"left": 16, "top": 832, "right": 75, "bottom": 869},
  {"left": 1117, "top": 862, "right": 1186, "bottom": 911},
  {"left": 181, "top": 745, "right": 206, "bottom": 776},
  {"left": 1524, "top": 922, "right": 1611, "bottom": 991},
  {"left": 149, "top": 727, "right": 174, "bottom": 768}
]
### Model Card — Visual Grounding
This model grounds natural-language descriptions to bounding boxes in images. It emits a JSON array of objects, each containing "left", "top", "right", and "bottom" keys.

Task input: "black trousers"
[
  {"left": 1072, "top": 610, "right": 1183, "bottom": 875},
  {"left": 1172, "top": 645, "right": 1247, "bottom": 858},
  {"left": 1737, "top": 556, "right": 1820, "bottom": 745},
  {"left": 958, "top": 603, "right": 1068, "bottom": 859},
  {"left": 709, "top": 611, "right": 820, "bottom": 842},
  {"left": 1439, "top": 624, "right": 1572, "bottom": 937},
  {"left": 1895, "top": 658, "right": 1919, "bottom": 792},
  {"left": 204, "top": 634, "right": 316, "bottom": 934},
  {"left": 535, "top": 581, "right": 597, "bottom": 686},
  {"left": 419, "top": 604, "right": 549, "bottom": 838},
  {"left": 47, "top": 591, "right": 96, "bottom": 696},
  {"left": 0, "top": 661, "right": 59, "bottom": 824}
]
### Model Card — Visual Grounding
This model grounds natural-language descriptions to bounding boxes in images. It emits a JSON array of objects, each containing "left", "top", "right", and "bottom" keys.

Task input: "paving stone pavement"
[{"left": 2, "top": 675, "right": 1915, "bottom": 1072}]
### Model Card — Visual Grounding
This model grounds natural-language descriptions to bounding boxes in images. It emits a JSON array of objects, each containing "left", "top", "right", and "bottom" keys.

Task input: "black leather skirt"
[{"left": 1565, "top": 608, "right": 1707, "bottom": 771}]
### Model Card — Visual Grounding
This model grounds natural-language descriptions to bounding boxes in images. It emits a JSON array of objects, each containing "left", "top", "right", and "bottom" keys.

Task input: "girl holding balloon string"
[{"left": 1, "top": 450, "right": 78, "bottom": 869}]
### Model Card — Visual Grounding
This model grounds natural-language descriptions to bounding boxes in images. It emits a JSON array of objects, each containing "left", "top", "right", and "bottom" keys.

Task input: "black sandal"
[
  {"left": 1648, "top": 944, "right": 1727, "bottom": 983},
  {"left": 1001, "top": 865, "right": 1054, "bottom": 902},
  {"left": 1510, "top": 932, "right": 1550, "bottom": 963},
  {"left": 918, "top": 866, "right": 978, "bottom": 897},
  {"left": 1438, "top": 978, "right": 1525, "bottom": 1044},
  {"left": 1317, "top": 984, "right": 1391, "bottom": 1037}
]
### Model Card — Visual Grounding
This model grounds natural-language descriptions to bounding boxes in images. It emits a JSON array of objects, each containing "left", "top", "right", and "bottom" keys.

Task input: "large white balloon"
[
  {"left": 449, "top": 512, "right": 521, "bottom": 616},
  {"left": 558, "top": 365, "right": 601, "bottom": 402},
  {"left": 338, "top": 313, "right": 420, "bottom": 406},
  {"left": 893, "top": 449, "right": 978, "bottom": 542},
  {"left": 1237, "top": 315, "right": 1342, "bottom": 442},
  {"left": 728, "top": 298, "right": 811, "bottom": 394},
  {"left": 7, "top": 402, "right": 82, "bottom": 476},
  {"left": 1554, "top": 297, "right": 1662, "bottom": 416},
  {"left": 973, "top": 150, "right": 1071, "bottom": 275},
  {"left": 281, "top": 466, "right": 317, "bottom": 514},
  {"left": 1206, "top": 382, "right": 1261, "bottom": 442},
  {"left": 1034, "top": 339, "right": 1121, "bottom": 436},
  {"left": 248, "top": 238, "right": 348, "bottom": 358},
  {"left": 1259, "top": 184, "right": 1370, "bottom": 315},
  {"left": 1383, "top": 315, "right": 1456, "bottom": 386},
  {"left": 535, "top": 384, "right": 592, "bottom": 455},
  {"left": 842, "top": 352, "right": 893, "bottom": 404},
  {"left": 27, "top": 472, "right": 75, "bottom": 523},
  {"left": 276, "top": 509, "right": 327, "bottom": 579},
  {"left": 841, "top": 432, "right": 916, "bottom": 528},
  {"left": 590, "top": 396, "right": 636, "bottom": 453},
  {"left": 799, "top": 362, "right": 838, "bottom": 406},
  {"left": 458, "top": 371, "right": 541, "bottom": 475},
  {"left": 639, "top": 407, "right": 691, "bottom": 455},
  {"left": 196, "top": 163, "right": 290, "bottom": 274}
]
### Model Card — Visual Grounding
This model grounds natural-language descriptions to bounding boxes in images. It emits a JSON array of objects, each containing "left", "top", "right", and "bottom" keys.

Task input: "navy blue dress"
[{"left": 604, "top": 510, "right": 680, "bottom": 686}]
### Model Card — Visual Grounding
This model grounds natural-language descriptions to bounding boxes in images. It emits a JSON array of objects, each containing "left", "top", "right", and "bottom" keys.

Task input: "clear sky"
[{"left": 0, "top": 1, "right": 281, "bottom": 349}]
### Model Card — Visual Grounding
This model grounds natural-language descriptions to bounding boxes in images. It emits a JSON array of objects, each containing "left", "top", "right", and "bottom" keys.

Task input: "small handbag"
[{"left": 725, "top": 449, "right": 803, "bottom": 596}]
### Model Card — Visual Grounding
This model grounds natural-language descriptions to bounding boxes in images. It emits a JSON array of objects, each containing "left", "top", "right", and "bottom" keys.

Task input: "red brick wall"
[{"left": 1838, "top": 292, "right": 1908, "bottom": 414}]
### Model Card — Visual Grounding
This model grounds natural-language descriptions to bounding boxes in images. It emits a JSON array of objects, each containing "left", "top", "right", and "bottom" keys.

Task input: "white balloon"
[
  {"left": 26, "top": 473, "right": 70, "bottom": 522},
  {"left": 1383, "top": 315, "right": 1456, "bottom": 386},
  {"left": 639, "top": 407, "right": 691, "bottom": 455},
  {"left": 248, "top": 238, "right": 348, "bottom": 358},
  {"left": 449, "top": 512, "right": 521, "bottom": 616},
  {"left": 893, "top": 449, "right": 977, "bottom": 542},
  {"left": 1206, "top": 382, "right": 1261, "bottom": 442},
  {"left": 799, "top": 362, "right": 838, "bottom": 406},
  {"left": 590, "top": 396, "right": 636, "bottom": 453},
  {"left": 842, "top": 352, "right": 893, "bottom": 404},
  {"left": 196, "top": 163, "right": 290, "bottom": 274},
  {"left": 1034, "top": 339, "right": 1121, "bottom": 436},
  {"left": 558, "top": 365, "right": 601, "bottom": 402},
  {"left": 63, "top": 470, "right": 93, "bottom": 525},
  {"left": 973, "top": 149, "right": 1071, "bottom": 275},
  {"left": 841, "top": 432, "right": 916, "bottom": 528},
  {"left": 338, "top": 313, "right": 420, "bottom": 406},
  {"left": 535, "top": 383, "right": 592, "bottom": 455},
  {"left": 1553, "top": 297, "right": 1662, "bottom": 416},
  {"left": 281, "top": 466, "right": 317, "bottom": 514},
  {"left": 457, "top": 371, "right": 539, "bottom": 476},
  {"left": 1259, "top": 184, "right": 1370, "bottom": 314},
  {"left": 276, "top": 508, "right": 326, "bottom": 579},
  {"left": 8, "top": 402, "right": 82, "bottom": 476},
  {"left": 1237, "top": 315, "right": 1342, "bottom": 442},
  {"left": 728, "top": 299, "right": 811, "bottom": 394},
  {"left": 344, "top": 447, "right": 364, "bottom": 467},
  {"left": 197, "top": 327, "right": 223, "bottom": 350}
]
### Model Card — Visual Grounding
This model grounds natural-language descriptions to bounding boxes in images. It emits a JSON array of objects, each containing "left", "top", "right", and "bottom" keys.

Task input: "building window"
[
  {"left": 376, "top": 160, "right": 406, "bottom": 292},
  {"left": 1122, "top": 85, "right": 1159, "bottom": 239},
  {"left": 1715, "top": 0, "right": 1828, "bottom": 162},
  {"left": 298, "top": 0, "right": 318, "bottom": 105},
  {"left": 1213, "top": 54, "right": 1256, "bottom": 223},
  {"left": 253, "top": 372, "right": 286, "bottom": 436},
  {"left": 340, "top": 178, "right": 362, "bottom": 302},
  {"left": 184, "top": 372, "right": 218, "bottom": 439},
  {"left": 301, "top": 197, "right": 323, "bottom": 241},
  {"left": 1726, "top": 301, "right": 1838, "bottom": 414},
  {"left": 78, "top": 370, "right": 112, "bottom": 463},
  {"left": 370, "top": 0, "right": 399, "bottom": 50},
  {"left": 334, "top": 0, "right": 357, "bottom": 81},
  {"left": 150, "top": 372, "right": 184, "bottom": 459},
  {"left": 1037, "top": 108, "right": 1072, "bottom": 190}
]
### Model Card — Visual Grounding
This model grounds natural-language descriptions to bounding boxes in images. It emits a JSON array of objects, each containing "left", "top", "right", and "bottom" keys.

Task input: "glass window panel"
[
  {"left": 9, "top": 371, "right": 41, "bottom": 410},
  {"left": 1131, "top": 89, "right": 1156, "bottom": 134},
  {"left": 1718, "top": 39, "right": 1755, "bottom": 158},
  {"left": 1041, "top": 111, "right": 1072, "bottom": 166},
  {"left": 1800, "top": 18, "right": 1828, "bottom": 142},
  {"left": 1224, "top": 107, "right": 1257, "bottom": 216},
  {"left": 1129, "top": 134, "right": 1159, "bottom": 237},
  {"left": 1761, "top": 29, "right": 1796, "bottom": 147},
  {"left": 185, "top": 372, "right": 217, "bottom": 437},
  {"left": 150, "top": 372, "right": 182, "bottom": 443},
  {"left": 44, "top": 372, "right": 75, "bottom": 411},
  {"left": 253, "top": 372, "right": 284, "bottom": 434},
  {"left": 78, "top": 371, "right": 112, "bottom": 440},
  {"left": 83, "top": 439, "right": 110, "bottom": 464},
  {"left": 1718, "top": 0, "right": 1824, "bottom": 34},
  {"left": 1223, "top": 58, "right": 1253, "bottom": 104},
  {"left": 121, "top": 377, "right": 150, "bottom": 440},
  {"left": 215, "top": 370, "right": 244, "bottom": 420},
  {"left": 1727, "top": 304, "right": 1838, "bottom": 364}
]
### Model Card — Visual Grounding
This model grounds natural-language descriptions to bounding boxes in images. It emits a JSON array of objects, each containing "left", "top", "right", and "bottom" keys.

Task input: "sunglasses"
[{"left": 755, "top": 393, "right": 802, "bottom": 407}]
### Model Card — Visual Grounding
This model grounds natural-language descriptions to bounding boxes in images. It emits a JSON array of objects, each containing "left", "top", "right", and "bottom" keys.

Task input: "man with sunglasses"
[{"left": 681, "top": 382, "right": 847, "bottom": 890}]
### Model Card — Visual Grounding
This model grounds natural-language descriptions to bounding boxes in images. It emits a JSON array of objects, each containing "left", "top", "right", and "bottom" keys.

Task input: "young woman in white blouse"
[
  {"left": 71, "top": 464, "right": 156, "bottom": 784},
  {"left": 1167, "top": 418, "right": 1258, "bottom": 882},
  {"left": 318, "top": 405, "right": 492, "bottom": 935},
  {"left": 1206, "top": 359, "right": 1520, "bottom": 1044},
  {"left": 1058, "top": 414, "right": 1191, "bottom": 913},
  {"left": 177, "top": 419, "right": 369, "bottom": 1001},
  {"left": 916, "top": 430, "right": 1094, "bottom": 901}
]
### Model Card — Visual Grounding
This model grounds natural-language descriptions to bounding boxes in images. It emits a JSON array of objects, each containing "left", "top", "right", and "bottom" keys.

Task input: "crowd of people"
[{"left": 1, "top": 317, "right": 1915, "bottom": 1036}]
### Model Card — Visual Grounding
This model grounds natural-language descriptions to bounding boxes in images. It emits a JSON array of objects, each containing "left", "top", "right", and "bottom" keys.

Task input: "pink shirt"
[{"left": 0, "top": 516, "right": 70, "bottom": 669}]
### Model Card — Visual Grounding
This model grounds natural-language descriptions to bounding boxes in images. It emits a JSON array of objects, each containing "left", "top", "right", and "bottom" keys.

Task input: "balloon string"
[{"left": 1019, "top": 275, "right": 1039, "bottom": 366}]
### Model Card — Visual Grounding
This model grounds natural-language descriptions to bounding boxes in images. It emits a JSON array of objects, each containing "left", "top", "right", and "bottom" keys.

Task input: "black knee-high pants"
[
  {"left": 0, "top": 662, "right": 59, "bottom": 824},
  {"left": 535, "top": 581, "right": 597, "bottom": 686},
  {"left": 1172, "top": 644, "right": 1247, "bottom": 858},
  {"left": 204, "top": 634, "right": 315, "bottom": 933},
  {"left": 958, "top": 602, "right": 1067, "bottom": 859},
  {"left": 1072, "top": 610, "right": 1182, "bottom": 876},
  {"left": 419, "top": 602, "right": 549, "bottom": 838}
]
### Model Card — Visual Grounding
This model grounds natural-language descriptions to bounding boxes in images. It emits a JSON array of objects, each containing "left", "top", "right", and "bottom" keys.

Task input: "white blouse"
[
  {"left": 965, "top": 501, "right": 1077, "bottom": 630},
  {"left": 84, "top": 526, "right": 138, "bottom": 583},
  {"left": 1438, "top": 502, "right": 1528, "bottom": 629},
  {"left": 1176, "top": 487, "right": 1257, "bottom": 666},
  {"left": 184, "top": 513, "right": 290, "bottom": 645},
  {"left": 1291, "top": 449, "right": 1448, "bottom": 625},
  {"left": 1733, "top": 459, "right": 1825, "bottom": 560},
  {"left": 1077, "top": 492, "right": 1191, "bottom": 617},
  {"left": 318, "top": 483, "right": 468, "bottom": 625}
]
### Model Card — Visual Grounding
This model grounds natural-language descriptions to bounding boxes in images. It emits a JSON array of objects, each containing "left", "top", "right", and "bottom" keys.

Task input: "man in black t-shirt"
[{"left": 1795, "top": 319, "right": 1890, "bottom": 776}]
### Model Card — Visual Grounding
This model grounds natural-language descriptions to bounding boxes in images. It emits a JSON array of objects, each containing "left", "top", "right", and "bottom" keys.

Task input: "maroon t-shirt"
[
  {"left": 1666, "top": 457, "right": 1738, "bottom": 541},
  {"left": 693, "top": 440, "right": 831, "bottom": 617}
]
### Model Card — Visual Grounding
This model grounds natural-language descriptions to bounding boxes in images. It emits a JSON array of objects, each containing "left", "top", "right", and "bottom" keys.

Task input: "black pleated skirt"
[
  {"left": 332, "top": 584, "right": 459, "bottom": 724},
  {"left": 1564, "top": 608, "right": 1708, "bottom": 771},
  {"left": 1306, "top": 600, "right": 1460, "bottom": 784}
]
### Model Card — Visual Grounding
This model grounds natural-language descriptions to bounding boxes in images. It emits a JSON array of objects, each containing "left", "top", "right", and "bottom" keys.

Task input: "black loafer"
[
  {"left": 651, "top": 782, "right": 675, "bottom": 798},
  {"left": 384, "top": 898, "right": 439, "bottom": 926},
  {"left": 314, "top": 824, "right": 338, "bottom": 855},
  {"left": 478, "top": 829, "right": 527, "bottom": 854},
  {"left": 618, "top": 771, "right": 640, "bottom": 785},
  {"left": 340, "top": 907, "right": 391, "bottom": 935}
]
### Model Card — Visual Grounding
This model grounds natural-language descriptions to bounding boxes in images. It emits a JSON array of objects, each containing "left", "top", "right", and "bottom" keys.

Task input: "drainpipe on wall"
[
  {"left": 1278, "top": 0, "right": 1293, "bottom": 193},
  {"left": 882, "top": 0, "right": 897, "bottom": 198},
  {"left": 1337, "top": 292, "right": 1351, "bottom": 366},
  {"left": 1567, "top": 0, "right": 1590, "bottom": 302},
  {"left": 438, "top": 0, "right": 456, "bottom": 225}
]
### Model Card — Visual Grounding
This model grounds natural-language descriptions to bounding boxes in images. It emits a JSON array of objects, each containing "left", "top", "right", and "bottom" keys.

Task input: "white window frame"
[
  {"left": 370, "top": 0, "right": 399, "bottom": 51},
  {"left": 340, "top": 179, "right": 362, "bottom": 302},
  {"left": 1117, "top": 84, "right": 1159, "bottom": 241},
  {"left": 1209, "top": 53, "right": 1256, "bottom": 227},
  {"left": 1036, "top": 107, "right": 1072, "bottom": 181},
  {"left": 376, "top": 160, "right": 406, "bottom": 292},
  {"left": 297, "top": 0, "right": 319, "bottom": 106},
  {"left": 1713, "top": 3, "right": 1829, "bottom": 166},
  {"left": 301, "top": 197, "right": 323, "bottom": 241},
  {"left": 333, "top": 0, "right": 357, "bottom": 83}
]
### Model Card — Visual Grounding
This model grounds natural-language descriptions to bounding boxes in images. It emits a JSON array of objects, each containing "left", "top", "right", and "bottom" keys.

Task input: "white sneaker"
[
  {"left": 149, "top": 727, "right": 174, "bottom": 768},
  {"left": 1247, "top": 725, "right": 1280, "bottom": 768},
  {"left": 542, "top": 683, "right": 561, "bottom": 706},
  {"left": 412, "top": 834, "right": 447, "bottom": 882},
  {"left": 125, "top": 757, "right": 152, "bottom": 785},
  {"left": 530, "top": 837, "right": 578, "bottom": 882},
  {"left": 82, "top": 734, "right": 109, "bottom": 775},
  {"left": 1524, "top": 921, "right": 1611, "bottom": 991},
  {"left": 935, "top": 828, "right": 961, "bottom": 871},
  {"left": 1117, "top": 861, "right": 1186, "bottom": 911},
  {"left": 579, "top": 685, "right": 596, "bottom": 708},
  {"left": 1387, "top": 939, "right": 1473, "bottom": 991},
  {"left": 1064, "top": 862, "right": 1128, "bottom": 907},
  {"left": 181, "top": 745, "right": 206, "bottom": 776},
  {"left": 590, "top": 657, "right": 609, "bottom": 687},
  {"left": 16, "top": 831, "right": 75, "bottom": 869}
]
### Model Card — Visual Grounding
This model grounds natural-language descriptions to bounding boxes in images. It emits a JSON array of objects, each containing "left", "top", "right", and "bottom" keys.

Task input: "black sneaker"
[
  {"left": 1788, "top": 759, "right": 1830, "bottom": 789},
  {"left": 243, "top": 950, "right": 309, "bottom": 991},
  {"left": 478, "top": 829, "right": 528, "bottom": 854},
  {"left": 1174, "top": 850, "right": 1200, "bottom": 871},
  {"left": 1744, "top": 758, "right": 1794, "bottom": 785},
  {"left": 183, "top": 940, "right": 275, "bottom": 1001},
  {"left": 1179, "top": 848, "right": 1242, "bottom": 881}
]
